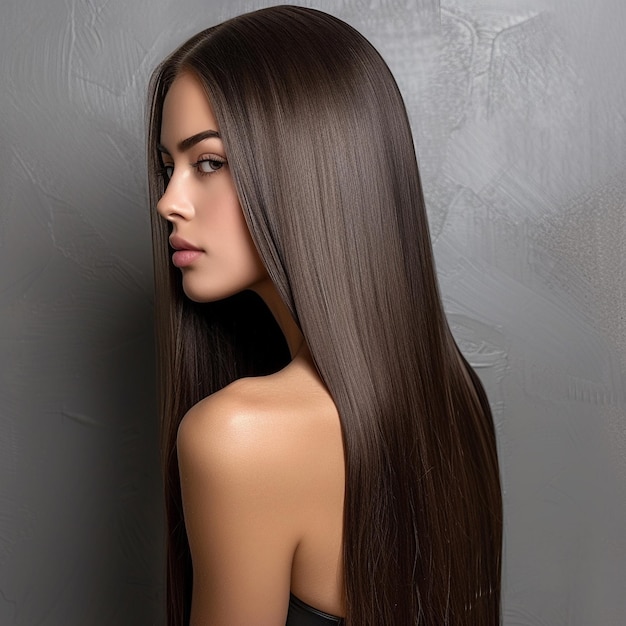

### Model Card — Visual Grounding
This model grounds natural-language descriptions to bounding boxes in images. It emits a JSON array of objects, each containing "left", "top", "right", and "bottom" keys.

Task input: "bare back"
[{"left": 177, "top": 347, "right": 345, "bottom": 625}]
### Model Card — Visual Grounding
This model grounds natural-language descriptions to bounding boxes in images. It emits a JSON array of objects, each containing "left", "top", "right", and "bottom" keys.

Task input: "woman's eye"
[
  {"left": 158, "top": 157, "right": 225, "bottom": 182},
  {"left": 195, "top": 157, "right": 225, "bottom": 175},
  {"left": 163, "top": 165, "right": 174, "bottom": 180}
]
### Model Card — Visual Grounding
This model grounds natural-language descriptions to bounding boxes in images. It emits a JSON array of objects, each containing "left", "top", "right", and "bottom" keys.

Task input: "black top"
[{"left": 286, "top": 594, "right": 343, "bottom": 625}]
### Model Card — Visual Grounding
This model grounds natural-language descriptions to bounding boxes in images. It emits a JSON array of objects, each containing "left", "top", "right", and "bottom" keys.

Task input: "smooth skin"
[{"left": 157, "top": 71, "right": 346, "bottom": 625}]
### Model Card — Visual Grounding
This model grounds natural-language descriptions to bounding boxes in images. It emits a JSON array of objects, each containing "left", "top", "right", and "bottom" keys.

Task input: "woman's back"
[{"left": 177, "top": 346, "right": 345, "bottom": 623}]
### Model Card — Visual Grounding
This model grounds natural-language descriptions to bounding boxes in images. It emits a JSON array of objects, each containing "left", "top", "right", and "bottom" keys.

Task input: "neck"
[{"left": 251, "top": 279, "right": 305, "bottom": 360}]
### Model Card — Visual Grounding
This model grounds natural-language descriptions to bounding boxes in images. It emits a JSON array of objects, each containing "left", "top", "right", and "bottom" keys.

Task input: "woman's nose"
[{"left": 156, "top": 176, "right": 194, "bottom": 222}]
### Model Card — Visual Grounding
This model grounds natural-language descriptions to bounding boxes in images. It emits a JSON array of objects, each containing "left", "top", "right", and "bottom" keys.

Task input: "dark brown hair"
[{"left": 146, "top": 6, "right": 502, "bottom": 625}]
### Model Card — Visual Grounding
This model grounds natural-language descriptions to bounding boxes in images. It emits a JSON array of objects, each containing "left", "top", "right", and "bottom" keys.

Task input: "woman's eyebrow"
[{"left": 158, "top": 129, "right": 222, "bottom": 155}]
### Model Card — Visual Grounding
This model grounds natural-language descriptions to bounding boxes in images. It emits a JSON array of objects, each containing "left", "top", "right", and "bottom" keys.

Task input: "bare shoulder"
[
  {"left": 178, "top": 378, "right": 277, "bottom": 463},
  {"left": 178, "top": 360, "right": 341, "bottom": 483}
]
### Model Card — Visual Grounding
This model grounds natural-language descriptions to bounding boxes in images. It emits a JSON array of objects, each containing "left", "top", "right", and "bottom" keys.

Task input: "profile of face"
[{"left": 157, "top": 72, "right": 269, "bottom": 302}]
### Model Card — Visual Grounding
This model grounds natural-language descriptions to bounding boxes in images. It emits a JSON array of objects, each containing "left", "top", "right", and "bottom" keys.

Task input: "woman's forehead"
[{"left": 160, "top": 72, "right": 220, "bottom": 150}]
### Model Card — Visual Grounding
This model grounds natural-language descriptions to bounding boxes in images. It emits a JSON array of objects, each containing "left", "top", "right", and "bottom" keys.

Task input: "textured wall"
[{"left": 1, "top": 1, "right": 624, "bottom": 624}]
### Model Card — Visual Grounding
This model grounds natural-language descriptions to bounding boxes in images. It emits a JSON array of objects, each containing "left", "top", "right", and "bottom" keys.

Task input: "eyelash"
[{"left": 159, "top": 155, "right": 226, "bottom": 182}]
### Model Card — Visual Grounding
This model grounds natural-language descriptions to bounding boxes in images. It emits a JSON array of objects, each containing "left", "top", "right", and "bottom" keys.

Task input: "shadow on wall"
[{"left": 0, "top": 169, "right": 164, "bottom": 622}]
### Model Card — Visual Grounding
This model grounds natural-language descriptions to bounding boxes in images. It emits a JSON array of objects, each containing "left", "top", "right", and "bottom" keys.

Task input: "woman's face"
[{"left": 156, "top": 71, "right": 269, "bottom": 302}]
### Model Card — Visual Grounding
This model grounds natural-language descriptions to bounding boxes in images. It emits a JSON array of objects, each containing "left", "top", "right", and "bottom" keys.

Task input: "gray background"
[{"left": 1, "top": 0, "right": 624, "bottom": 624}]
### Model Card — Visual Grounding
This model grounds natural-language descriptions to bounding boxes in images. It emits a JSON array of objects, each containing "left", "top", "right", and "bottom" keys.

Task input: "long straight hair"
[{"left": 146, "top": 6, "right": 502, "bottom": 625}]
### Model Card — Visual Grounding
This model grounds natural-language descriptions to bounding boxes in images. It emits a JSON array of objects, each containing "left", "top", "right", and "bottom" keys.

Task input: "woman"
[{"left": 146, "top": 5, "right": 502, "bottom": 626}]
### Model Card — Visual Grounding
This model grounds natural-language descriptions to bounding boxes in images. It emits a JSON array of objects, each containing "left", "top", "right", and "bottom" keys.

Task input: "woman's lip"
[
  {"left": 172, "top": 250, "right": 203, "bottom": 268},
  {"left": 169, "top": 235, "right": 201, "bottom": 251}
]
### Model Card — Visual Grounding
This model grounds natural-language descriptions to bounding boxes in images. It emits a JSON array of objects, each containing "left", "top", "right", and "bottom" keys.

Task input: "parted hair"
[{"left": 146, "top": 5, "right": 502, "bottom": 625}]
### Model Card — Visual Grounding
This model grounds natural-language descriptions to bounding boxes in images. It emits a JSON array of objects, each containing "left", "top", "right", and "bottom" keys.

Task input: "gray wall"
[{"left": 1, "top": 0, "right": 624, "bottom": 624}]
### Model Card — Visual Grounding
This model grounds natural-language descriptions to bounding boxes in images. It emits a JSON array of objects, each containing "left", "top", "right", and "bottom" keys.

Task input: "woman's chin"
[
  {"left": 180, "top": 271, "right": 271, "bottom": 304},
  {"left": 181, "top": 279, "right": 216, "bottom": 303},
  {"left": 181, "top": 278, "right": 239, "bottom": 304}
]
